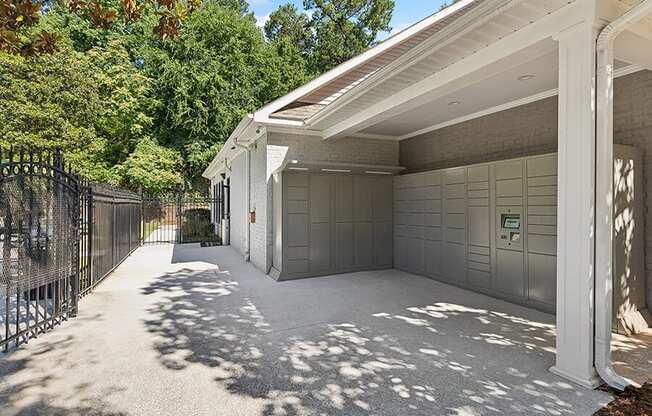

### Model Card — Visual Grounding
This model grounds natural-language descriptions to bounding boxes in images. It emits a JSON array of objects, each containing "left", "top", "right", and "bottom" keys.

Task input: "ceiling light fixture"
[
  {"left": 288, "top": 167, "right": 309, "bottom": 171},
  {"left": 365, "top": 171, "right": 392, "bottom": 175},
  {"left": 322, "top": 168, "right": 351, "bottom": 173},
  {"left": 518, "top": 74, "right": 536, "bottom": 81},
  {"left": 448, "top": 100, "right": 461, "bottom": 106}
]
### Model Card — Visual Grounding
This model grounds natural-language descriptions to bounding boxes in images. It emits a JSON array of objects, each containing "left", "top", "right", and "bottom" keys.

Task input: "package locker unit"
[
  {"left": 394, "top": 148, "right": 648, "bottom": 332},
  {"left": 274, "top": 171, "right": 394, "bottom": 280}
]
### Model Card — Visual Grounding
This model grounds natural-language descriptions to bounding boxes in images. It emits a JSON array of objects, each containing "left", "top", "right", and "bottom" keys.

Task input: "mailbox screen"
[{"left": 502, "top": 216, "right": 520, "bottom": 230}]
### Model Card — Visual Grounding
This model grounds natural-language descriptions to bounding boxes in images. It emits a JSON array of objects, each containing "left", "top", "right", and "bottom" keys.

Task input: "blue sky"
[{"left": 249, "top": 0, "right": 452, "bottom": 37}]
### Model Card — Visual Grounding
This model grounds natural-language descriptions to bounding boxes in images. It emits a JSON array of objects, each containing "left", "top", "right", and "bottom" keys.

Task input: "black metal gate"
[
  {"left": 142, "top": 193, "right": 220, "bottom": 244},
  {"left": 1, "top": 149, "right": 144, "bottom": 352},
  {"left": 1, "top": 149, "right": 80, "bottom": 351}
]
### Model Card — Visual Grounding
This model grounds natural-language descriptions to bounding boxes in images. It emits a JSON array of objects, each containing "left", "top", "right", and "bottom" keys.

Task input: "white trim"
[
  {"left": 350, "top": 133, "right": 400, "bottom": 141},
  {"left": 252, "top": 0, "right": 481, "bottom": 122},
  {"left": 265, "top": 125, "right": 400, "bottom": 141},
  {"left": 396, "top": 64, "right": 644, "bottom": 141},
  {"left": 322, "top": 1, "right": 588, "bottom": 140},
  {"left": 307, "top": 0, "right": 512, "bottom": 126}
]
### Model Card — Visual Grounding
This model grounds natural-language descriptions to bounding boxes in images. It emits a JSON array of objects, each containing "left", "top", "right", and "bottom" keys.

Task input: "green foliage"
[
  {"left": 140, "top": 2, "right": 309, "bottom": 186},
  {"left": 0, "top": 49, "right": 112, "bottom": 180},
  {"left": 116, "top": 136, "right": 182, "bottom": 195},
  {"left": 1, "top": 0, "right": 394, "bottom": 193},
  {"left": 266, "top": 0, "right": 394, "bottom": 73}
]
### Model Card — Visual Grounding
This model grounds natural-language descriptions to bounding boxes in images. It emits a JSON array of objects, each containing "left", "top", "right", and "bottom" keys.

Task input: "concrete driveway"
[{"left": 0, "top": 244, "right": 612, "bottom": 416}]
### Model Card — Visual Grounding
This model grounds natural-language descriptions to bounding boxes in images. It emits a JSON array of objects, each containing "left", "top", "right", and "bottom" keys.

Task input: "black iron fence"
[
  {"left": 1, "top": 149, "right": 81, "bottom": 352},
  {"left": 80, "top": 184, "right": 142, "bottom": 297},
  {"left": 143, "top": 194, "right": 220, "bottom": 245},
  {"left": 1, "top": 148, "right": 219, "bottom": 352}
]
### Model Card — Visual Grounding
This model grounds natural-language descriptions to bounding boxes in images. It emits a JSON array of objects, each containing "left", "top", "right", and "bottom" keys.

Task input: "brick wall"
[
  {"left": 400, "top": 70, "right": 652, "bottom": 311},
  {"left": 267, "top": 132, "right": 399, "bottom": 167}
]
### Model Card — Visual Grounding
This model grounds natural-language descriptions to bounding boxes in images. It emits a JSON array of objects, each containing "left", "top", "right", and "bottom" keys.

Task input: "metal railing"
[
  {"left": 1, "top": 148, "right": 220, "bottom": 351},
  {"left": 1, "top": 149, "right": 142, "bottom": 351},
  {"left": 80, "top": 184, "right": 142, "bottom": 297}
]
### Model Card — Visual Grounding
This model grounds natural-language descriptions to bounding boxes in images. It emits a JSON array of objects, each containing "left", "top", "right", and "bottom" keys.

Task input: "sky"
[{"left": 248, "top": 0, "right": 452, "bottom": 37}]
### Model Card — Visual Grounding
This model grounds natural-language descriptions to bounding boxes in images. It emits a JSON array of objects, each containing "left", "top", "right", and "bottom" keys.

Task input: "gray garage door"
[{"left": 282, "top": 172, "right": 393, "bottom": 279}]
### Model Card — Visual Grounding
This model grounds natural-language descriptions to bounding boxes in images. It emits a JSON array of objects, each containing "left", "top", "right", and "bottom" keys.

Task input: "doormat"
[{"left": 200, "top": 241, "right": 222, "bottom": 247}]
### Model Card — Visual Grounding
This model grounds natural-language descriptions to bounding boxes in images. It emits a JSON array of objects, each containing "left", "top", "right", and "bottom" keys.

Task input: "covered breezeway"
[
  {"left": 248, "top": 0, "right": 652, "bottom": 390},
  {"left": 0, "top": 243, "right": 622, "bottom": 415}
]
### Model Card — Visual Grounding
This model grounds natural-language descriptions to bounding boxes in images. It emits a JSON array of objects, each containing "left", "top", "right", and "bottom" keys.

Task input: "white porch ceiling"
[{"left": 361, "top": 46, "right": 560, "bottom": 137}]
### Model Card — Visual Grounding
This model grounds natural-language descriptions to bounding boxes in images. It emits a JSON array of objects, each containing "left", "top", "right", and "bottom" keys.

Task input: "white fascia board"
[
  {"left": 396, "top": 64, "right": 644, "bottom": 141},
  {"left": 307, "top": 0, "right": 514, "bottom": 127},
  {"left": 251, "top": 0, "right": 481, "bottom": 122},
  {"left": 322, "top": 1, "right": 589, "bottom": 140}
]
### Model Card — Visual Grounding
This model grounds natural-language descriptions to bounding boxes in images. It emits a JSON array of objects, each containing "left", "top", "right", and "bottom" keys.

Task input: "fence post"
[
  {"left": 139, "top": 187, "right": 144, "bottom": 245},
  {"left": 55, "top": 148, "right": 79, "bottom": 317},
  {"left": 87, "top": 185, "right": 94, "bottom": 288},
  {"left": 176, "top": 191, "right": 182, "bottom": 244}
]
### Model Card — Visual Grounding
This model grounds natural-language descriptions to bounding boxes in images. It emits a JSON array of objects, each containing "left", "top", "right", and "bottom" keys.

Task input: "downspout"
[
  {"left": 594, "top": 0, "right": 652, "bottom": 391},
  {"left": 234, "top": 137, "right": 251, "bottom": 262}
]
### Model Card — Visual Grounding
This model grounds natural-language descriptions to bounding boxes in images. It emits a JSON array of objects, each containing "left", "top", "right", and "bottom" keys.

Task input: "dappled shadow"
[
  {"left": 0, "top": 331, "right": 129, "bottom": 416},
  {"left": 612, "top": 330, "right": 652, "bottom": 385},
  {"left": 141, "top": 263, "right": 607, "bottom": 415}
]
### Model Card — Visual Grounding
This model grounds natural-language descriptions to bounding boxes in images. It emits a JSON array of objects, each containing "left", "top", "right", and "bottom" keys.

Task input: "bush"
[{"left": 181, "top": 208, "right": 216, "bottom": 242}]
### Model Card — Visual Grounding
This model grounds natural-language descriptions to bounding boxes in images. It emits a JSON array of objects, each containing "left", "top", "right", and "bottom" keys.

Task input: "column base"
[{"left": 549, "top": 366, "right": 602, "bottom": 389}]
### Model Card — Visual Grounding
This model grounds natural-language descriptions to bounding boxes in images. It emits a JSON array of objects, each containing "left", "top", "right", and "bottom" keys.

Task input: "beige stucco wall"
[{"left": 400, "top": 70, "right": 652, "bottom": 311}]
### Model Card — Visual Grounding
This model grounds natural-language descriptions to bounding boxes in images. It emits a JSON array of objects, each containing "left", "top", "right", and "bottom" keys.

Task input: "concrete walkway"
[{"left": 0, "top": 244, "right": 613, "bottom": 416}]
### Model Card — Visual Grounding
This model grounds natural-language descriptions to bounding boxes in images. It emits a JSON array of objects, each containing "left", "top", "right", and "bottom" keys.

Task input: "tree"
[
  {"left": 264, "top": 4, "right": 313, "bottom": 56},
  {"left": 116, "top": 136, "right": 182, "bottom": 194},
  {"left": 0, "top": 48, "right": 115, "bottom": 180},
  {"left": 87, "top": 38, "right": 158, "bottom": 165},
  {"left": 265, "top": 0, "right": 394, "bottom": 74},
  {"left": 306, "top": 0, "right": 394, "bottom": 71},
  {"left": 139, "top": 2, "right": 309, "bottom": 187},
  {"left": 0, "top": 0, "right": 202, "bottom": 56}
]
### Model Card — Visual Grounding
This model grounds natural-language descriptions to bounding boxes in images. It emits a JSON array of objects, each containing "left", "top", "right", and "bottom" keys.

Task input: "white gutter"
[{"left": 594, "top": 0, "right": 652, "bottom": 391}]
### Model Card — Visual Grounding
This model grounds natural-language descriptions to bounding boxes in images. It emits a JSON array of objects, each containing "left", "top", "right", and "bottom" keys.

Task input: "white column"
[{"left": 551, "top": 22, "right": 601, "bottom": 389}]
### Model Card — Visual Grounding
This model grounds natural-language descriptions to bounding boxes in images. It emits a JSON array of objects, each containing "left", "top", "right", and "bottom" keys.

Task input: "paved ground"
[{"left": 0, "top": 244, "right": 615, "bottom": 416}]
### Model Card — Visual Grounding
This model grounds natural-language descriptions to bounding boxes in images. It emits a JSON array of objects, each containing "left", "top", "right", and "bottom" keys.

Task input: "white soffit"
[
  {"left": 310, "top": 0, "right": 579, "bottom": 131},
  {"left": 362, "top": 45, "right": 559, "bottom": 137}
]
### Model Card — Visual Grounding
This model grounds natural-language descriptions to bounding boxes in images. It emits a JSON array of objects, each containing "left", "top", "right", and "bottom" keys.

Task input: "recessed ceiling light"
[
  {"left": 288, "top": 167, "right": 309, "bottom": 171},
  {"left": 518, "top": 74, "right": 536, "bottom": 81},
  {"left": 448, "top": 100, "right": 461, "bottom": 106}
]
